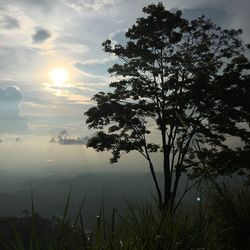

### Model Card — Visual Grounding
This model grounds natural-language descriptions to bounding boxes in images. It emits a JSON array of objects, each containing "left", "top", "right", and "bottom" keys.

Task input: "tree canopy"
[{"left": 85, "top": 3, "right": 250, "bottom": 211}]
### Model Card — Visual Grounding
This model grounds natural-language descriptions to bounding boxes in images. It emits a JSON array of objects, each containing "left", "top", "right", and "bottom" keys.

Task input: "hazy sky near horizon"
[{"left": 0, "top": 0, "right": 249, "bottom": 172}]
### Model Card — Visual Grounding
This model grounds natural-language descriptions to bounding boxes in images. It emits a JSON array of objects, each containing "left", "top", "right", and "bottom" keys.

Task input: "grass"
[
  {"left": 204, "top": 180, "right": 250, "bottom": 250},
  {"left": 0, "top": 180, "right": 250, "bottom": 249}
]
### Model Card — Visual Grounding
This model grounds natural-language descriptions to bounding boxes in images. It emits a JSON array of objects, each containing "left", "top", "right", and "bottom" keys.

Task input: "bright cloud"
[
  {"left": 0, "top": 86, "right": 28, "bottom": 134},
  {"left": 64, "top": 0, "right": 120, "bottom": 12}
]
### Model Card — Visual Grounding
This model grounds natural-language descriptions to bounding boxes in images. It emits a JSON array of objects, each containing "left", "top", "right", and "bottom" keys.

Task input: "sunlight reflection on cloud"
[{"left": 43, "top": 82, "right": 93, "bottom": 104}]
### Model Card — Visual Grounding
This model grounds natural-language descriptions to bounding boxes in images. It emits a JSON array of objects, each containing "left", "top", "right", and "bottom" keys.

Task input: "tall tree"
[{"left": 85, "top": 3, "right": 250, "bottom": 211}]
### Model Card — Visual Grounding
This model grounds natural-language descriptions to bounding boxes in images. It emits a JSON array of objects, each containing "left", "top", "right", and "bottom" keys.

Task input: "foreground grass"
[{"left": 0, "top": 181, "right": 250, "bottom": 249}]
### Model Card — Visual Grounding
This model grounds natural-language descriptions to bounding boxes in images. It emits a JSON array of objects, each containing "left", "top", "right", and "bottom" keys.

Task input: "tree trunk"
[
  {"left": 162, "top": 128, "right": 172, "bottom": 209},
  {"left": 170, "top": 168, "right": 181, "bottom": 213},
  {"left": 147, "top": 158, "right": 163, "bottom": 208}
]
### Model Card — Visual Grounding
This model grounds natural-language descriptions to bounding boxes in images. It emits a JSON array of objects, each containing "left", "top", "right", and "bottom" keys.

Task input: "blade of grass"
[
  {"left": 56, "top": 184, "right": 72, "bottom": 250},
  {"left": 10, "top": 223, "right": 24, "bottom": 250},
  {"left": 30, "top": 190, "right": 40, "bottom": 250}
]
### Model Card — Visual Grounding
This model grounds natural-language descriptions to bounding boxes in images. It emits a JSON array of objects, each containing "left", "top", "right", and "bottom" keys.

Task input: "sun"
[{"left": 49, "top": 67, "right": 69, "bottom": 86}]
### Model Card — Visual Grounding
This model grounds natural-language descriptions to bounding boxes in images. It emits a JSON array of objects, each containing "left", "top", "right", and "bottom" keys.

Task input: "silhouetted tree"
[{"left": 85, "top": 3, "right": 250, "bottom": 211}]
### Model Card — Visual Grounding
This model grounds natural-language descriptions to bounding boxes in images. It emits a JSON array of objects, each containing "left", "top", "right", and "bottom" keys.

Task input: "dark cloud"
[
  {"left": 50, "top": 130, "right": 89, "bottom": 145},
  {"left": 32, "top": 27, "right": 51, "bottom": 43},
  {"left": 176, "top": 0, "right": 250, "bottom": 42},
  {"left": 181, "top": 8, "right": 229, "bottom": 26},
  {"left": 0, "top": 15, "right": 20, "bottom": 29},
  {"left": 0, "top": 86, "right": 28, "bottom": 134}
]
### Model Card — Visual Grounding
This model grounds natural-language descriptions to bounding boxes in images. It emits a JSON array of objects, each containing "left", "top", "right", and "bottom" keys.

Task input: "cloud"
[
  {"left": 50, "top": 129, "right": 89, "bottom": 145},
  {"left": 75, "top": 61, "right": 112, "bottom": 76},
  {"left": 55, "top": 42, "right": 89, "bottom": 59},
  {"left": 46, "top": 159, "right": 54, "bottom": 162},
  {"left": 0, "top": 15, "right": 20, "bottom": 29},
  {"left": 8, "top": 0, "right": 58, "bottom": 12},
  {"left": 174, "top": 0, "right": 250, "bottom": 42},
  {"left": 0, "top": 86, "right": 28, "bottom": 134},
  {"left": 77, "top": 57, "right": 115, "bottom": 65},
  {"left": 64, "top": 0, "right": 119, "bottom": 12},
  {"left": 32, "top": 27, "right": 51, "bottom": 43},
  {"left": 181, "top": 8, "right": 229, "bottom": 26},
  {"left": 110, "top": 30, "right": 128, "bottom": 46},
  {"left": 44, "top": 83, "right": 93, "bottom": 104}
]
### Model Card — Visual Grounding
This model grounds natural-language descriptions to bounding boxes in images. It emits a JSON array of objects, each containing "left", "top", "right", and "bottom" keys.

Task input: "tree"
[{"left": 85, "top": 3, "right": 250, "bottom": 212}]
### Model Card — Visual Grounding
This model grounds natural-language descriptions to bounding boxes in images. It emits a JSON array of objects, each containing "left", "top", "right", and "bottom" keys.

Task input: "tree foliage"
[{"left": 85, "top": 3, "right": 250, "bottom": 211}]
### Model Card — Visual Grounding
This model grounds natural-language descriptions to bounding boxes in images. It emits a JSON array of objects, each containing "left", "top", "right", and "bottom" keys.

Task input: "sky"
[{"left": 0, "top": 0, "right": 249, "bottom": 174}]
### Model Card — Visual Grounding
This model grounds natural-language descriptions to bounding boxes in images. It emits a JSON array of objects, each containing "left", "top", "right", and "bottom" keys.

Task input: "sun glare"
[{"left": 49, "top": 67, "right": 69, "bottom": 86}]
